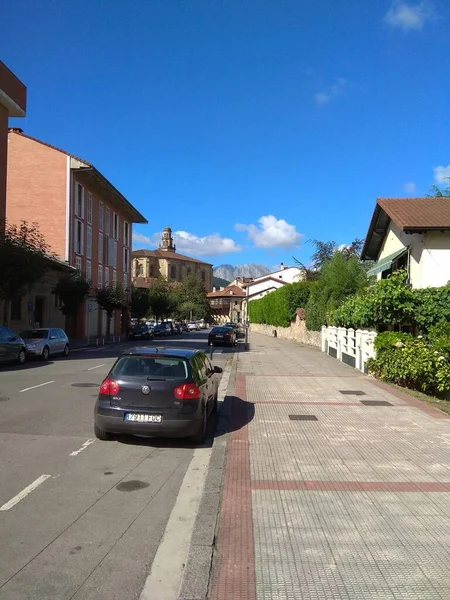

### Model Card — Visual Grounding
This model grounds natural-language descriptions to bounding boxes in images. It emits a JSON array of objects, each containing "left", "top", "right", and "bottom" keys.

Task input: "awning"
[{"left": 366, "top": 247, "right": 408, "bottom": 277}]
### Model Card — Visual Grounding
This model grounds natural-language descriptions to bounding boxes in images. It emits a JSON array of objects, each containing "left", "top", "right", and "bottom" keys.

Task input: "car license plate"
[
  {"left": 215, "top": 335, "right": 223, "bottom": 338},
  {"left": 125, "top": 414, "right": 162, "bottom": 423}
]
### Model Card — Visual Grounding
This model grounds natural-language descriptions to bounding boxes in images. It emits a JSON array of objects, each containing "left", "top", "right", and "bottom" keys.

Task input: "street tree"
[
  {"left": 0, "top": 221, "right": 49, "bottom": 325},
  {"left": 147, "top": 278, "right": 174, "bottom": 321},
  {"left": 52, "top": 272, "right": 91, "bottom": 336},
  {"left": 130, "top": 285, "right": 151, "bottom": 320},
  {"left": 172, "top": 274, "right": 212, "bottom": 321},
  {"left": 95, "top": 283, "right": 125, "bottom": 337}
]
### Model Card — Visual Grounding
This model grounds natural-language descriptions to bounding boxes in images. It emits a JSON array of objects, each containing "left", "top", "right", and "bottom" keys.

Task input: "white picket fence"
[{"left": 321, "top": 326, "right": 377, "bottom": 373}]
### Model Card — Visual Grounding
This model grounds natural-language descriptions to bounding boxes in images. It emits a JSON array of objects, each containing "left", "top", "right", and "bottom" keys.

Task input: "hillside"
[{"left": 213, "top": 264, "right": 271, "bottom": 282}]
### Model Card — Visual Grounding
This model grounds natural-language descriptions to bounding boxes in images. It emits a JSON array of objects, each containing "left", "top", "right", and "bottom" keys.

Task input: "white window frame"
[
  {"left": 108, "top": 238, "right": 117, "bottom": 268},
  {"left": 86, "top": 225, "right": 92, "bottom": 259},
  {"left": 98, "top": 232, "right": 103, "bottom": 264},
  {"left": 113, "top": 212, "right": 119, "bottom": 241},
  {"left": 75, "top": 183, "right": 84, "bottom": 218},
  {"left": 86, "top": 259, "right": 92, "bottom": 282},
  {"left": 104, "top": 266, "right": 110, "bottom": 286},
  {"left": 87, "top": 191, "right": 93, "bottom": 225},
  {"left": 123, "top": 247, "right": 129, "bottom": 273},
  {"left": 112, "top": 269, "right": 117, "bottom": 283},
  {"left": 124, "top": 273, "right": 128, "bottom": 289},
  {"left": 75, "top": 256, "right": 82, "bottom": 272},
  {"left": 123, "top": 221, "right": 129, "bottom": 247},
  {"left": 74, "top": 219, "right": 84, "bottom": 256},
  {"left": 98, "top": 265, "right": 103, "bottom": 288},
  {"left": 99, "top": 202, "right": 104, "bottom": 232},
  {"left": 105, "top": 206, "right": 111, "bottom": 236}
]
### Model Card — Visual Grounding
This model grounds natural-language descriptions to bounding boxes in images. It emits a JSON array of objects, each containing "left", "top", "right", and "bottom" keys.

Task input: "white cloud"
[
  {"left": 403, "top": 181, "right": 417, "bottom": 193},
  {"left": 313, "top": 77, "right": 346, "bottom": 106},
  {"left": 384, "top": 1, "right": 435, "bottom": 31},
  {"left": 235, "top": 215, "right": 302, "bottom": 250},
  {"left": 132, "top": 230, "right": 241, "bottom": 256},
  {"left": 433, "top": 165, "right": 450, "bottom": 184}
]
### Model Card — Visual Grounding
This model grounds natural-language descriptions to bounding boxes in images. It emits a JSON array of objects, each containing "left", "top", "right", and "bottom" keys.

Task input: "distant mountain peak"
[{"left": 213, "top": 263, "right": 271, "bottom": 282}]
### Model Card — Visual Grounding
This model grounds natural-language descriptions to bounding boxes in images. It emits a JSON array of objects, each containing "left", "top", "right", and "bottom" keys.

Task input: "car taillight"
[
  {"left": 173, "top": 383, "right": 201, "bottom": 400},
  {"left": 99, "top": 378, "right": 120, "bottom": 395}
]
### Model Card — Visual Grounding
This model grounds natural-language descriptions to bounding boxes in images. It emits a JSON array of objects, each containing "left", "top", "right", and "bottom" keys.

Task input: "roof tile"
[{"left": 377, "top": 197, "right": 450, "bottom": 230}]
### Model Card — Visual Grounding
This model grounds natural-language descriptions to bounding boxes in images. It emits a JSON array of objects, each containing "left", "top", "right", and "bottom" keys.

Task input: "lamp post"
[{"left": 244, "top": 284, "right": 249, "bottom": 350}]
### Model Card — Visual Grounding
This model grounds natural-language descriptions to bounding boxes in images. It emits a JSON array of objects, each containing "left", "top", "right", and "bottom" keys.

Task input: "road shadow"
[{"left": 0, "top": 358, "right": 57, "bottom": 372}]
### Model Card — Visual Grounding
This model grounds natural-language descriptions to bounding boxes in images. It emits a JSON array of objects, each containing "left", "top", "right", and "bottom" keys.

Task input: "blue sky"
[{"left": 4, "top": 0, "right": 450, "bottom": 269}]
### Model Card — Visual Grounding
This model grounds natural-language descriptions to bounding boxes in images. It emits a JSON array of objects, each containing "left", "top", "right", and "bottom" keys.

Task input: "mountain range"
[{"left": 213, "top": 264, "right": 271, "bottom": 284}]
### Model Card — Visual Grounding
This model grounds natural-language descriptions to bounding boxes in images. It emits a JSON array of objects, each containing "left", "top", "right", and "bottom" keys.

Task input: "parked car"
[
  {"left": 225, "top": 322, "right": 241, "bottom": 338},
  {"left": 208, "top": 326, "right": 237, "bottom": 347},
  {"left": 94, "top": 347, "right": 223, "bottom": 443},
  {"left": 163, "top": 321, "right": 175, "bottom": 335},
  {"left": 153, "top": 323, "right": 171, "bottom": 337},
  {"left": 0, "top": 326, "right": 27, "bottom": 365},
  {"left": 128, "top": 323, "right": 154, "bottom": 341},
  {"left": 188, "top": 322, "right": 200, "bottom": 331},
  {"left": 20, "top": 328, "right": 70, "bottom": 360},
  {"left": 181, "top": 322, "right": 189, "bottom": 332},
  {"left": 173, "top": 323, "right": 182, "bottom": 334}
]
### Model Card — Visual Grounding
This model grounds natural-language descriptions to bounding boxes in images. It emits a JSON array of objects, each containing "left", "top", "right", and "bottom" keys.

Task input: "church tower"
[{"left": 159, "top": 226, "right": 176, "bottom": 252}]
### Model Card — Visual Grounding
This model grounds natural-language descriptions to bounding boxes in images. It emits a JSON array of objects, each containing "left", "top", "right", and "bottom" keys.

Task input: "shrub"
[
  {"left": 366, "top": 331, "right": 450, "bottom": 394},
  {"left": 249, "top": 281, "right": 312, "bottom": 327}
]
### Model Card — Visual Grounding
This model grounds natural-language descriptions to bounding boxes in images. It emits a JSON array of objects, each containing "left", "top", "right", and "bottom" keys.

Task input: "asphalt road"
[{"left": 0, "top": 329, "right": 234, "bottom": 600}]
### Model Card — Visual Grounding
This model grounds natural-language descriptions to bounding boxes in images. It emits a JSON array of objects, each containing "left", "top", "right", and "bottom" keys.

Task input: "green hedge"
[{"left": 248, "top": 282, "right": 312, "bottom": 327}]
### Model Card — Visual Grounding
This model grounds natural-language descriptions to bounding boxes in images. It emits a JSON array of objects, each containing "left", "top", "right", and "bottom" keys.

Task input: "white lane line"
[
  {"left": 139, "top": 446, "right": 213, "bottom": 600},
  {"left": 0, "top": 474, "right": 52, "bottom": 511},
  {"left": 87, "top": 364, "right": 106, "bottom": 371},
  {"left": 19, "top": 381, "right": 55, "bottom": 393},
  {"left": 69, "top": 439, "right": 95, "bottom": 457}
]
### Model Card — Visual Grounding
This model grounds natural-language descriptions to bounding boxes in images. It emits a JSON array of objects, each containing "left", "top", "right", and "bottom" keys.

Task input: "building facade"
[
  {"left": 132, "top": 227, "right": 213, "bottom": 291},
  {"left": 6, "top": 129, "right": 147, "bottom": 337},
  {"left": 207, "top": 284, "right": 246, "bottom": 323}
]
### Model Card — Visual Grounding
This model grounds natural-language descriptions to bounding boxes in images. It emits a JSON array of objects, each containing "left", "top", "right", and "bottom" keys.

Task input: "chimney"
[
  {"left": 280, "top": 262, "right": 285, "bottom": 271},
  {"left": 212, "top": 286, "right": 216, "bottom": 292},
  {"left": 9, "top": 127, "right": 24, "bottom": 134}
]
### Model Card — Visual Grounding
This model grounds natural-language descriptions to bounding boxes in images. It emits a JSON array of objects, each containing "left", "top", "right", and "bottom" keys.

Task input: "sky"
[{"left": 3, "top": 0, "right": 450, "bottom": 269}]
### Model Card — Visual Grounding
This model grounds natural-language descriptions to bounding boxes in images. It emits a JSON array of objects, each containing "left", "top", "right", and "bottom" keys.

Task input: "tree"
[
  {"left": 0, "top": 221, "right": 49, "bottom": 325},
  {"left": 147, "top": 278, "right": 174, "bottom": 321},
  {"left": 172, "top": 274, "right": 212, "bottom": 321},
  {"left": 95, "top": 283, "right": 125, "bottom": 337},
  {"left": 428, "top": 179, "right": 450, "bottom": 198},
  {"left": 130, "top": 285, "right": 151, "bottom": 320},
  {"left": 293, "top": 237, "right": 363, "bottom": 279},
  {"left": 52, "top": 272, "right": 91, "bottom": 336}
]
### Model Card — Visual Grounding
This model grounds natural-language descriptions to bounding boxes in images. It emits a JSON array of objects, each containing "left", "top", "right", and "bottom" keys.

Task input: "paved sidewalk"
[{"left": 210, "top": 333, "right": 450, "bottom": 600}]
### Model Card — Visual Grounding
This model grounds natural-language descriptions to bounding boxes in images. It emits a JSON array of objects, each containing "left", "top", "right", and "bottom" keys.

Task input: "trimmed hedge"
[{"left": 248, "top": 282, "right": 312, "bottom": 327}]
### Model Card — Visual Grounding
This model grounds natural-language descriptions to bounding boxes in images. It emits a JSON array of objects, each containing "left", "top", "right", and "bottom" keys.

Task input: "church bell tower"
[{"left": 159, "top": 226, "right": 176, "bottom": 252}]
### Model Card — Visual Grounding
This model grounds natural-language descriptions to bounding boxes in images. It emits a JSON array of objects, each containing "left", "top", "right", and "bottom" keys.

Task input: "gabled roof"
[
  {"left": 207, "top": 284, "right": 246, "bottom": 298},
  {"left": 362, "top": 197, "right": 450, "bottom": 261},
  {"left": 132, "top": 248, "right": 212, "bottom": 266},
  {"left": 242, "top": 275, "right": 288, "bottom": 288},
  {"left": 8, "top": 128, "right": 147, "bottom": 224}
]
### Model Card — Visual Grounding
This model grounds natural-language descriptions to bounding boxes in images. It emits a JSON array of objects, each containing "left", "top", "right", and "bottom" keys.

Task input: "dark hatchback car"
[
  {"left": 0, "top": 326, "right": 27, "bottom": 365},
  {"left": 94, "top": 348, "right": 222, "bottom": 444},
  {"left": 153, "top": 323, "right": 171, "bottom": 337},
  {"left": 208, "top": 326, "right": 236, "bottom": 347},
  {"left": 128, "top": 323, "right": 154, "bottom": 341}
]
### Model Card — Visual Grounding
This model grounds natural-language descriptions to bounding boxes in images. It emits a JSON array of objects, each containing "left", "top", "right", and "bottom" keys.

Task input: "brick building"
[
  {"left": 132, "top": 227, "right": 213, "bottom": 291},
  {"left": 6, "top": 129, "right": 147, "bottom": 338}
]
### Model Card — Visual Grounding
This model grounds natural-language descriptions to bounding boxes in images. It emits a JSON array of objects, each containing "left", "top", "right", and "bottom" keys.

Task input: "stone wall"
[{"left": 250, "top": 313, "right": 321, "bottom": 347}]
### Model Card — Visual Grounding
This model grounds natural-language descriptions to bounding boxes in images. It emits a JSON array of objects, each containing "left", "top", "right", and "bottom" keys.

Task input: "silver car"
[{"left": 20, "top": 328, "right": 70, "bottom": 360}]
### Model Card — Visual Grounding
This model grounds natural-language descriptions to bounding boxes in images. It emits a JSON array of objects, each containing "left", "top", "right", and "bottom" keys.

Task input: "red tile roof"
[
  {"left": 207, "top": 284, "right": 246, "bottom": 298},
  {"left": 377, "top": 197, "right": 450, "bottom": 230},
  {"left": 132, "top": 248, "right": 212, "bottom": 266}
]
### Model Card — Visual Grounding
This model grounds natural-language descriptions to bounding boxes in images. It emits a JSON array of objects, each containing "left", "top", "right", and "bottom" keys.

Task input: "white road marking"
[
  {"left": 19, "top": 381, "right": 55, "bottom": 393},
  {"left": 69, "top": 439, "right": 95, "bottom": 457},
  {"left": 0, "top": 474, "right": 52, "bottom": 511},
  {"left": 139, "top": 447, "right": 213, "bottom": 600},
  {"left": 87, "top": 364, "right": 106, "bottom": 371}
]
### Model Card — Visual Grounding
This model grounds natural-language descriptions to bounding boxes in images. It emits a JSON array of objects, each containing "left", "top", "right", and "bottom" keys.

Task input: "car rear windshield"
[
  {"left": 20, "top": 330, "right": 49, "bottom": 339},
  {"left": 111, "top": 356, "right": 189, "bottom": 380},
  {"left": 212, "top": 327, "right": 230, "bottom": 333}
]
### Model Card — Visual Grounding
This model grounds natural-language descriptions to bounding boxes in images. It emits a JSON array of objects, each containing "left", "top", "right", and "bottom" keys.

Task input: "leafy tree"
[
  {"left": 248, "top": 281, "right": 313, "bottom": 327},
  {"left": 130, "top": 285, "right": 151, "bottom": 320},
  {"left": 0, "top": 221, "right": 49, "bottom": 325},
  {"left": 95, "top": 283, "right": 125, "bottom": 337},
  {"left": 52, "top": 272, "right": 91, "bottom": 336},
  {"left": 293, "top": 237, "right": 363, "bottom": 279},
  {"left": 427, "top": 177, "right": 450, "bottom": 198},
  {"left": 147, "top": 278, "right": 174, "bottom": 321},
  {"left": 310, "top": 239, "right": 337, "bottom": 270},
  {"left": 172, "top": 274, "right": 212, "bottom": 321}
]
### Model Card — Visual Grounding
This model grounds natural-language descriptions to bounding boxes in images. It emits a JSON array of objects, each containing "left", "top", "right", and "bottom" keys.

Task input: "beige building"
[{"left": 132, "top": 227, "right": 213, "bottom": 291}]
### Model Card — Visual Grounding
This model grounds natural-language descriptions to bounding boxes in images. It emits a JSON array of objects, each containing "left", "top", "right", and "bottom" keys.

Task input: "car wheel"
[
  {"left": 190, "top": 410, "right": 207, "bottom": 445},
  {"left": 42, "top": 346, "right": 50, "bottom": 361},
  {"left": 94, "top": 423, "right": 112, "bottom": 441},
  {"left": 63, "top": 344, "right": 70, "bottom": 357},
  {"left": 17, "top": 348, "right": 26, "bottom": 365}
]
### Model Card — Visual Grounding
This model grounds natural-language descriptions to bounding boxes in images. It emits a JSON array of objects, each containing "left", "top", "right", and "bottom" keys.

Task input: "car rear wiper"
[{"left": 146, "top": 377, "right": 168, "bottom": 381}]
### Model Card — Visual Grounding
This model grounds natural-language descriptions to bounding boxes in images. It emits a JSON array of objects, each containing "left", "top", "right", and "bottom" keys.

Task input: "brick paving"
[{"left": 211, "top": 333, "right": 450, "bottom": 599}]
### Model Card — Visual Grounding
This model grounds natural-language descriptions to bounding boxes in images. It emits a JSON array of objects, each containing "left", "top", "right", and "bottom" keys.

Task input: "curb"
[{"left": 178, "top": 350, "right": 239, "bottom": 600}]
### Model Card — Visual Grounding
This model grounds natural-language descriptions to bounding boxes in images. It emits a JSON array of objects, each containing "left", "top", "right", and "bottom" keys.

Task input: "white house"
[{"left": 361, "top": 197, "right": 450, "bottom": 288}]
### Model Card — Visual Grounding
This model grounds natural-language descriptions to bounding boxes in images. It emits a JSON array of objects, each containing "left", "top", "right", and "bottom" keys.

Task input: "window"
[
  {"left": 87, "top": 192, "right": 93, "bottom": 225},
  {"left": 201, "top": 270, "right": 205, "bottom": 281},
  {"left": 98, "top": 265, "right": 103, "bottom": 288},
  {"left": 11, "top": 297, "right": 22, "bottom": 321},
  {"left": 105, "top": 206, "right": 111, "bottom": 235},
  {"left": 99, "top": 202, "right": 104, "bottom": 231},
  {"left": 123, "top": 273, "right": 128, "bottom": 289},
  {"left": 75, "top": 183, "right": 84, "bottom": 218},
  {"left": 86, "top": 260, "right": 92, "bottom": 282},
  {"left": 98, "top": 232, "right": 103, "bottom": 264},
  {"left": 104, "top": 266, "right": 110, "bottom": 286},
  {"left": 123, "top": 221, "right": 129, "bottom": 247},
  {"left": 108, "top": 238, "right": 117, "bottom": 267},
  {"left": 170, "top": 264, "right": 177, "bottom": 280},
  {"left": 75, "top": 256, "right": 82, "bottom": 272},
  {"left": 123, "top": 247, "right": 129, "bottom": 273},
  {"left": 112, "top": 269, "right": 117, "bottom": 283},
  {"left": 74, "top": 219, "right": 84, "bottom": 255},
  {"left": 113, "top": 213, "right": 119, "bottom": 240},
  {"left": 86, "top": 226, "right": 92, "bottom": 259}
]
